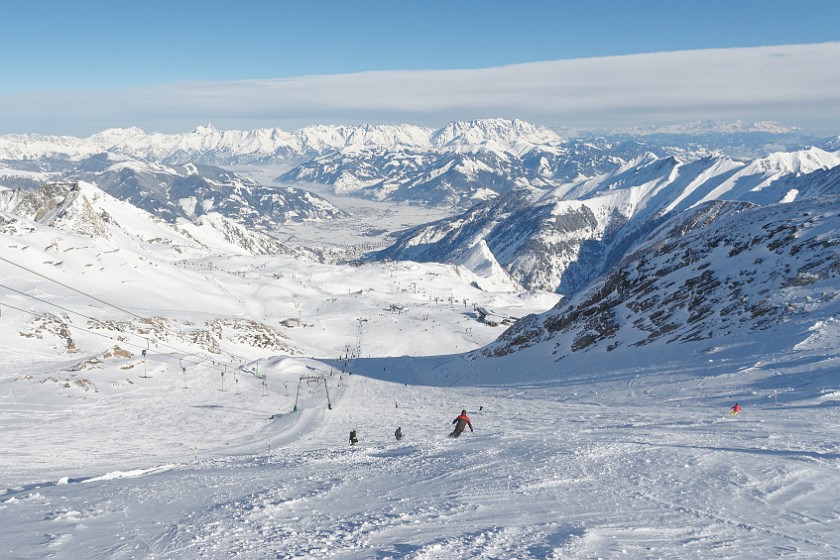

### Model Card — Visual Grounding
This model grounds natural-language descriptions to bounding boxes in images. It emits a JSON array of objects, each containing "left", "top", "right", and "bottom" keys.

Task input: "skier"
[
  {"left": 349, "top": 429, "right": 359, "bottom": 445},
  {"left": 449, "top": 409, "right": 473, "bottom": 438},
  {"left": 395, "top": 426, "right": 403, "bottom": 440},
  {"left": 730, "top": 403, "right": 742, "bottom": 415}
]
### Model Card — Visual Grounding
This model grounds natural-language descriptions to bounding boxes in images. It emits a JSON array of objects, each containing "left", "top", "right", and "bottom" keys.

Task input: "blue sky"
[{"left": 1, "top": 0, "right": 839, "bottom": 134}]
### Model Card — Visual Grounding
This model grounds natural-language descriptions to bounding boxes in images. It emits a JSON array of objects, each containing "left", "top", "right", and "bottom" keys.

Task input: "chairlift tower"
[{"left": 293, "top": 375, "right": 332, "bottom": 412}]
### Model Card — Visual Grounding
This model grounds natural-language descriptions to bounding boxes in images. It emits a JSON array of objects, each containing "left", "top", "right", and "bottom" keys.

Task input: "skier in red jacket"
[
  {"left": 730, "top": 403, "right": 742, "bottom": 415},
  {"left": 449, "top": 409, "right": 473, "bottom": 438}
]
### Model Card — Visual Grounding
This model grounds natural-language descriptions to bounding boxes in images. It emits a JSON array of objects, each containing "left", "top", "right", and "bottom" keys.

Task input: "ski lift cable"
[
  {"left": 0, "top": 255, "right": 140, "bottom": 319},
  {"left": 0, "top": 256, "right": 276, "bottom": 370},
  {"left": 0, "top": 254, "right": 219, "bottom": 347},
  {"left": 0, "top": 300, "right": 209, "bottom": 369},
  {"left": 0, "top": 281, "right": 141, "bottom": 335},
  {"left": 6, "top": 300, "right": 332, "bottom": 413},
  {"left": 0, "top": 282, "right": 222, "bottom": 370},
  {"left": 0, "top": 284, "right": 260, "bottom": 378},
  {"left": 0, "top": 256, "right": 297, "bottom": 379}
]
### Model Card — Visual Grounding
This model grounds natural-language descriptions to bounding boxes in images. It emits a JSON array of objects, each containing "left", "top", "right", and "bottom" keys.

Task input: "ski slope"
[
  {"left": 2, "top": 193, "right": 840, "bottom": 559},
  {"left": 3, "top": 342, "right": 839, "bottom": 559}
]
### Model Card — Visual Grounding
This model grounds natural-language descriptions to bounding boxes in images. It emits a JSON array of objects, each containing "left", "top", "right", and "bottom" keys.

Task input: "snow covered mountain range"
[
  {"left": 3, "top": 134, "right": 838, "bottom": 383},
  {"left": 374, "top": 147, "right": 840, "bottom": 292},
  {"left": 2, "top": 119, "right": 839, "bottom": 295},
  {"left": 3, "top": 120, "right": 840, "bottom": 558},
  {"left": 0, "top": 180, "right": 305, "bottom": 258},
  {"left": 0, "top": 154, "right": 344, "bottom": 230},
  {"left": 0, "top": 118, "right": 819, "bottom": 165},
  {"left": 1, "top": 119, "right": 827, "bottom": 206}
]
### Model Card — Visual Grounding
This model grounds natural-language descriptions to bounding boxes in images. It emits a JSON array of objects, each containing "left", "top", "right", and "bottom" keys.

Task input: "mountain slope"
[
  {"left": 70, "top": 156, "right": 346, "bottom": 228},
  {"left": 375, "top": 149, "right": 840, "bottom": 293},
  {"left": 484, "top": 196, "right": 840, "bottom": 361},
  {"left": 0, "top": 181, "right": 298, "bottom": 257}
]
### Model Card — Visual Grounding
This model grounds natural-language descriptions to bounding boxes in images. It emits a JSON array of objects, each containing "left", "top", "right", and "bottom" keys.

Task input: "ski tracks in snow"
[{"left": 3, "top": 371, "right": 840, "bottom": 558}]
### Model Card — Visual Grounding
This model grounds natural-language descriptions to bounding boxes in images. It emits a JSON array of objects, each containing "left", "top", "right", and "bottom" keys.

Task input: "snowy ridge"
[
  {"left": 375, "top": 148, "right": 840, "bottom": 293},
  {"left": 0, "top": 181, "right": 300, "bottom": 257},
  {"left": 2, "top": 119, "right": 834, "bottom": 218},
  {"left": 1, "top": 120, "right": 559, "bottom": 164},
  {"left": 0, "top": 118, "right": 816, "bottom": 164},
  {"left": 701, "top": 147, "right": 840, "bottom": 203},
  {"left": 276, "top": 128, "right": 832, "bottom": 208},
  {"left": 0, "top": 153, "right": 347, "bottom": 234}
]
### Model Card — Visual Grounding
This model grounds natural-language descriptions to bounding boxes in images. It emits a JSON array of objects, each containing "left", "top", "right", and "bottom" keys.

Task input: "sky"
[{"left": 1, "top": 0, "right": 840, "bottom": 135}]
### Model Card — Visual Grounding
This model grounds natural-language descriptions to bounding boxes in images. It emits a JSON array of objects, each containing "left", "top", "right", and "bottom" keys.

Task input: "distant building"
[{"left": 476, "top": 306, "right": 519, "bottom": 327}]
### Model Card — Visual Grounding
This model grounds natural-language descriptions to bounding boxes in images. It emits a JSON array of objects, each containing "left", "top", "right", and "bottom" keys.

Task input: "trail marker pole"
[{"left": 141, "top": 346, "right": 149, "bottom": 378}]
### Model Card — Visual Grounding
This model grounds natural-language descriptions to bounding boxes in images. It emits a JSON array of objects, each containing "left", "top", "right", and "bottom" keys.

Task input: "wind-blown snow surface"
[{"left": 2, "top": 195, "right": 840, "bottom": 558}]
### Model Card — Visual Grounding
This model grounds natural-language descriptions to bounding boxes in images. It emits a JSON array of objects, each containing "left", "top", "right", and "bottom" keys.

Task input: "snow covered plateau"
[{"left": 1, "top": 120, "right": 840, "bottom": 559}]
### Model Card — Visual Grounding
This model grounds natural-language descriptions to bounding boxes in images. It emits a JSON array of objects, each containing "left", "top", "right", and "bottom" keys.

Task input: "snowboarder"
[
  {"left": 395, "top": 427, "right": 403, "bottom": 440},
  {"left": 449, "top": 409, "right": 473, "bottom": 438},
  {"left": 730, "top": 403, "right": 742, "bottom": 416},
  {"left": 349, "top": 429, "right": 359, "bottom": 445}
]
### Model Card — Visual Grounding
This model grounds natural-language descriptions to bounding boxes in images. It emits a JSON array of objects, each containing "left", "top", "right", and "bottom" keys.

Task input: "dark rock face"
[{"left": 484, "top": 197, "right": 840, "bottom": 357}]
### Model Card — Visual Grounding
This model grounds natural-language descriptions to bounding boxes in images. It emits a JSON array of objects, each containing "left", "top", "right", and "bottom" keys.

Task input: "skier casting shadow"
[
  {"left": 449, "top": 409, "right": 473, "bottom": 438},
  {"left": 349, "top": 429, "right": 358, "bottom": 446}
]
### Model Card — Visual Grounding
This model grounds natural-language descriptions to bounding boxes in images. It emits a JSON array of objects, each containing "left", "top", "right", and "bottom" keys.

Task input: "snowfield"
[
  {"left": 3, "top": 341, "right": 839, "bottom": 559},
  {"left": 2, "top": 182, "right": 840, "bottom": 559}
]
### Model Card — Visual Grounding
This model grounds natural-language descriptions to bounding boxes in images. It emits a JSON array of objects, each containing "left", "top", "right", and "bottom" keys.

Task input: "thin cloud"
[{"left": 3, "top": 42, "right": 839, "bottom": 135}]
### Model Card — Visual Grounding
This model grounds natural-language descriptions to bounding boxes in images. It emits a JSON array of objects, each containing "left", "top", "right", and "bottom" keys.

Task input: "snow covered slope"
[
  {"left": 3, "top": 183, "right": 839, "bottom": 558},
  {"left": 484, "top": 196, "right": 840, "bottom": 364},
  {"left": 0, "top": 181, "right": 299, "bottom": 257}
]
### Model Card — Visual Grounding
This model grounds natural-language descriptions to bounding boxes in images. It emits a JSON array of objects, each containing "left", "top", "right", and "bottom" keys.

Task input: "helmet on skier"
[{"left": 461, "top": 409, "right": 466, "bottom": 415}]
